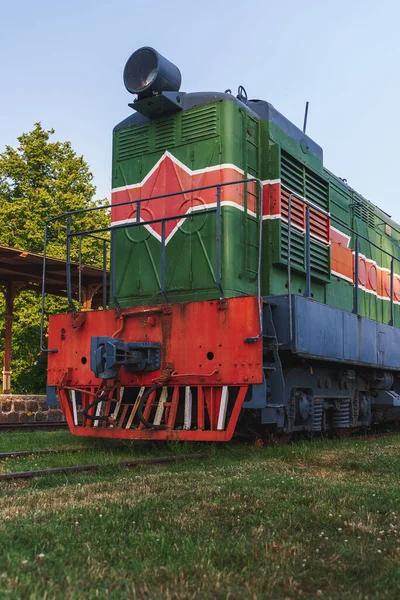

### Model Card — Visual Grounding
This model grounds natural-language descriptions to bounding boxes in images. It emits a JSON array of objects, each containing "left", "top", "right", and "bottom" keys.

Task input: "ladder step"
[
  {"left": 125, "top": 387, "right": 145, "bottom": 429},
  {"left": 153, "top": 387, "right": 168, "bottom": 426},
  {"left": 184, "top": 386, "right": 192, "bottom": 430}
]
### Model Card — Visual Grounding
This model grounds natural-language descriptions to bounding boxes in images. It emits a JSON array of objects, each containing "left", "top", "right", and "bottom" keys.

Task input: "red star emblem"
[{"left": 111, "top": 153, "right": 254, "bottom": 241}]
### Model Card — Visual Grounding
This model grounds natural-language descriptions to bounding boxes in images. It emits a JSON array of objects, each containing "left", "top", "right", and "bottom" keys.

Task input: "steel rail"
[
  {"left": 0, "top": 447, "right": 89, "bottom": 460},
  {"left": 0, "top": 422, "right": 68, "bottom": 431},
  {"left": 0, "top": 452, "right": 209, "bottom": 481}
]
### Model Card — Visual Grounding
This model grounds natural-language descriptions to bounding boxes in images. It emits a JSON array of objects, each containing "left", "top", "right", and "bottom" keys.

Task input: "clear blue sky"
[{"left": 1, "top": 0, "right": 399, "bottom": 218}]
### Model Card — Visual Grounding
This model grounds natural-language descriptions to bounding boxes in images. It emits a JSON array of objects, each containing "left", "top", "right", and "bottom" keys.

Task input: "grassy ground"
[{"left": 0, "top": 432, "right": 400, "bottom": 599}]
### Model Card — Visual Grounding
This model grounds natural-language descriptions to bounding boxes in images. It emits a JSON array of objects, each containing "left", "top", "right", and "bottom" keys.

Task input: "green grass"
[{"left": 1, "top": 432, "right": 400, "bottom": 599}]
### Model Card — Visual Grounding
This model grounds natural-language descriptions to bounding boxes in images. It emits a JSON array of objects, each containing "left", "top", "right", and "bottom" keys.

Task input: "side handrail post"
[
  {"left": 390, "top": 257, "right": 394, "bottom": 326},
  {"left": 110, "top": 227, "right": 120, "bottom": 308},
  {"left": 66, "top": 215, "right": 75, "bottom": 313},
  {"left": 136, "top": 199, "right": 140, "bottom": 223},
  {"left": 102, "top": 240, "right": 108, "bottom": 309},
  {"left": 244, "top": 178, "right": 264, "bottom": 343},
  {"left": 304, "top": 204, "right": 311, "bottom": 298},
  {"left": 353, "top": 236, "right": 359, "bottom": 315},
  {"left": 160, "top": 219, "right": 168, "bottom": 303},
  {"left": 287, "top": 194, "right": 293, "bottom": 342},
  {"left": 78, "top": 235, "right": 82, "bottom": 311},
  {"left": 216, "top": 185, "right": 223, "bottom": 299}
]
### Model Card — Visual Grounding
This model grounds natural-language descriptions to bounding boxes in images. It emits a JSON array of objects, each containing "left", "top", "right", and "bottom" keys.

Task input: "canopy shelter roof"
[
  {"left": 0, "top": 244, "right": 107, "bottom": 308},
  {"left": 0, "top": 244, "right": 109, "bottom": 393}
]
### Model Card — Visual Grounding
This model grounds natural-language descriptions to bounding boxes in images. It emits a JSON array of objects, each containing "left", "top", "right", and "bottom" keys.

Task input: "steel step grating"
[{"left": 63, "top": 385, "right": 247, "bottom": 434}]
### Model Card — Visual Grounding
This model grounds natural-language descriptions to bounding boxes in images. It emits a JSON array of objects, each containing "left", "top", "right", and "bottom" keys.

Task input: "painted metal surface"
[
  {"left": 44, "top": 71, "right": 400, "bottom": 440},
  {"left": 58, "top": 385, "right": 249, "bottom": 441},
  {"left": 269, "top": 294, "right": 400, "bottom": 370},
  {"left": 48, "top": 296, "right": 262, "bottom": 388},
  {"left": 110, "top": 89, "right": 400, "bottom": 325},
  {"left": 111, "top": 100, "right": 261, "bottom": 307},
  {"left": 47, "top": 294, "right": 260, "bottom": 440}
]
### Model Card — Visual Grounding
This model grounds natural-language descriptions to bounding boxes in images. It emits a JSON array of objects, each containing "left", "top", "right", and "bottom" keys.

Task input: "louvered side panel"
[
  {"left": 278, "top": 149, "right": 330, "bottom": 282},
  {"left": 310, "top": 208, "right": 330, "bottom": 243},
  {"left": 181, "top": 104, "right": 218, "bottom": 144},
  {"left": 305, "top": 168, "right": 329, "bottom": 211},
  {"left": 281, "top": 188, "right": 305, "bottom": 230},
  {"left": 280, "top": 224, "right": 305, "bottom": 272},
  {"left": 281, "top": 151, "right": 304, "bottom": 196},
  {"left": 281, "top": 150, "right": 329, "bottom": 209},
  {"left": 278, "top": 224, "right": 330, "bottom": 282},
  {"left": 310, "top": 239, "right": 330, "bottom": 281},
  {"left": 353, "top": 198, "right": 376, "bottom": 228},
  {"left": 117, "top": 124, "right": 150, "bottom": 161},
  {"left": 155, "top": 118, "right": 176, "bottom": 151}
]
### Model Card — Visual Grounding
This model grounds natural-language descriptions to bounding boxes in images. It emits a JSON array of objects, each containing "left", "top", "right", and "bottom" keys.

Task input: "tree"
[
  {"left": 0, "top": 122, "right": 107, "bottom": 259},
  {"left": 0, "top": 123, "right": 109, "bottom": 393}
]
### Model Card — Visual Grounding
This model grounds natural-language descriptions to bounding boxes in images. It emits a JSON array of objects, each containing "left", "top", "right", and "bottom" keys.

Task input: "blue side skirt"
[{"left": 266, "top": 295, "right": 400, "bottom": 371}]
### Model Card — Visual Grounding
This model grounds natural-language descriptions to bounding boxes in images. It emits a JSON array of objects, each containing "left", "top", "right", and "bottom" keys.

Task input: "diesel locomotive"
[{"left": 45, "top": 47, "right": 400, "bottom": 441}]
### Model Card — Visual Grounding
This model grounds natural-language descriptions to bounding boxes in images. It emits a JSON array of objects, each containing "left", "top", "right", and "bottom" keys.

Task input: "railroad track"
[
  {"left": 0, "top": 452, "right": 209, "bottom": 481},
  {"left": 350, "top": 429, "right": 400, "bottom": 442},
  {"left": 0, "top": 447, "right": 89, "bottom": 459},
  {"left": 0, "top": 422, "right": 68, "bottom": 432}
]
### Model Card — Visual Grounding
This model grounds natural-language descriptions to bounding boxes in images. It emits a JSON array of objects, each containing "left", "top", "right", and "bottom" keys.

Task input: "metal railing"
[
  {"left": 285, "top": 185, "right": 400, "bottom": 341},
  {"left": 40, "top": 178, "right": 264, "bottom": 353},
  {"left": 40, "top": 177, "right": 400, "bottom": 355}
]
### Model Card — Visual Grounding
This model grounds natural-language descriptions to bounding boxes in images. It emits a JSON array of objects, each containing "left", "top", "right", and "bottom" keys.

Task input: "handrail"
[
  {"left": 41, "top": 175, "right": 400, "bottom": 357},
  {"left": 283, "top": 183, "right": 400, "bottom": 263},
  {"left": 40, "top": 177, "right": 264, "bottom": 353},
  {"left": 67, "top": 207, "right": 218, "bottom": 238},
  {"left": 245, "top": 178, "right": 264, "bottom": 343},
  {"left": 102, "top": 240, "right": 108, "bottom": 310},
  {"left": 215, "top": 186, "right": 223, "bottom": 299},
  {"left": 44, "top": 178, "right": 262, "bottom": 222},
  {"left": 282, "top": 183, "right": 399, "bottom": 336}
]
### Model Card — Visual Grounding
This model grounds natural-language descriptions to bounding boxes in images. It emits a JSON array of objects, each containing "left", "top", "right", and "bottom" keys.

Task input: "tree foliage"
[{"left": 0, "top": 123, "right": 109, "bottom": 393}]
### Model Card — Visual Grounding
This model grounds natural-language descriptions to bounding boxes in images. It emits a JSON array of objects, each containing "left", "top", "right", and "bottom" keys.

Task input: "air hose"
[
  {"left": 83, "top": 383, "right": 167, "bottom": 429},
  {"left": 82, "top": 389, "right": 113, "bottom": 423},
  {"left": 137, "top": 383, "right": 166, "bottom": 430}
]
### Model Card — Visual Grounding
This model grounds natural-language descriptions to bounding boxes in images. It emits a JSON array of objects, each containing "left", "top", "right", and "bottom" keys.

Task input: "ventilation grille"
[
  {"left": 278, "top": 150, "right": 330, "bottom": 282},
  {"left": 280, "top": 224, "right": 305, "bottom": 271},
  {"left": 116, "top": 104, "right": 218, "bottom": 162},
  {"left": 280, "top": 224, "right": 330, "bottom": 282},
  {"left": 117, "top": 124, "right": 150, "bottom": 161},
  {"left": 181, "top": 104, "right": 218, "bottom": 144},
  {"left": 155, "top": 118, "right": 176, "bottom": 151},
  {"left": 310, "top": 239, "right": 330, "bottom": 278},
  {"left": 281, "top": 187, "right": 329, "bottom": 244},
  {"left": 281, "top": 150, "right": 329, "bottom": 211},
  {"left": 281, "top": 152, "right": 303, "bottom": 196},
  {"left": 305, "top": 170, "right": 329, "bottom": 211},
  {"left": 353, "top": 200, "right": 376, "bottom": 228}
]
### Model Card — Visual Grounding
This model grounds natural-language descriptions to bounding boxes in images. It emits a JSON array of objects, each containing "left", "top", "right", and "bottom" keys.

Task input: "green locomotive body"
[{"left": 111, "top": 83, "right": 400, "bottom": 325}]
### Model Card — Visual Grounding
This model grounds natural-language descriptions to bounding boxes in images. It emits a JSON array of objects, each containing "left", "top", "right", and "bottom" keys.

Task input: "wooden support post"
[
  {"left": 3, "top": 283, "right": 14, "bottom": 394},
  {"left": 82, "top": 284, "right": 101, "bottom": 311}
]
